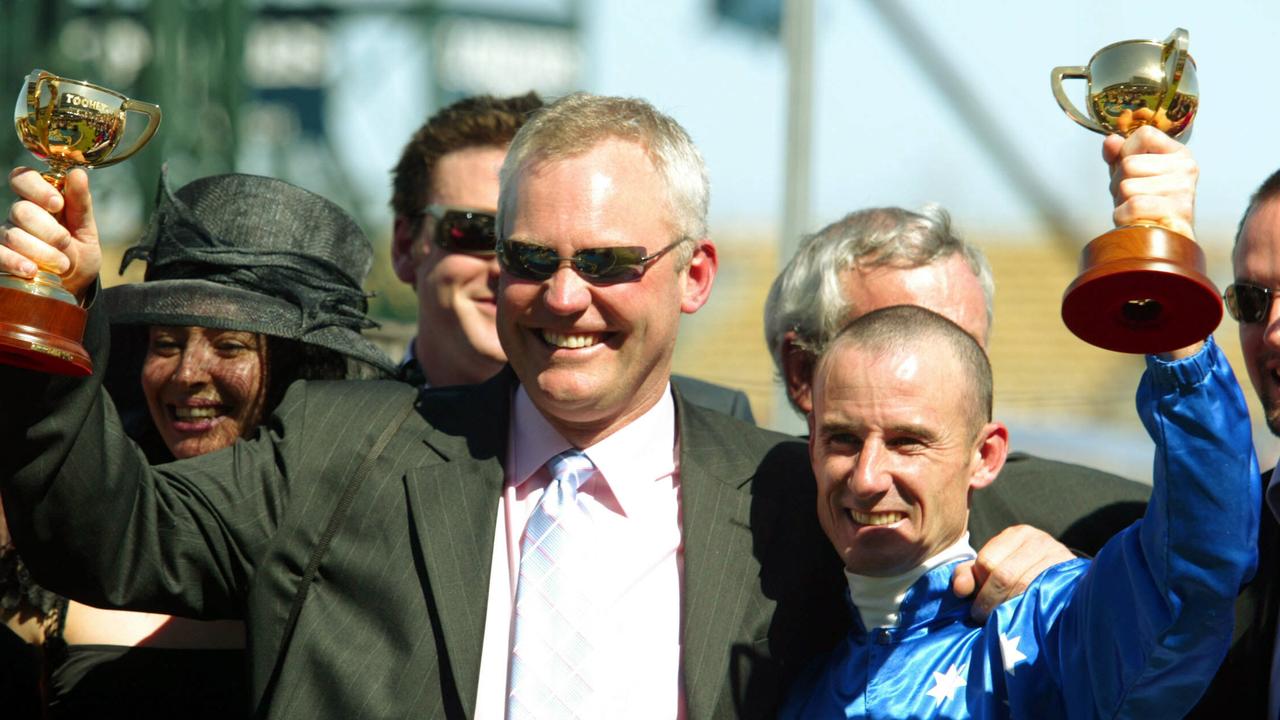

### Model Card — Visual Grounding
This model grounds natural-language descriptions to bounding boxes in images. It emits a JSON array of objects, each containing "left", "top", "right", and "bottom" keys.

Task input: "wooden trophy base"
[
  {"left": 0, "top": 285, "right": 92, "bottom": 376},
  {"left": 1061, "top": 225, "right": 1221, "bottom": 354}
]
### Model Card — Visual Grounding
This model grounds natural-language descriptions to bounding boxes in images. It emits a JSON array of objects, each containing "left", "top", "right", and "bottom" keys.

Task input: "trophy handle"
[
  {"left": 1051, "top": 65, "right": 1109, "bottom": 135},
  {"left": 31, "top": 72, "right": 56, "bottom": 142},
  {"left": 1157, "top": 28, "right": 1190, "bottom": 120},
  {"left": 92, "top": 99, "right": 162, "bottom": 169},
  {"left": 28, "top": 74, "right": 70, "bottom": 189}
]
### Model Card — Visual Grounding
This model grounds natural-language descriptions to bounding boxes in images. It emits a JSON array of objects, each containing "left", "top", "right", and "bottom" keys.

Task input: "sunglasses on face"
[
  {"left": 496, "top": 237, "right": 690, "bottom": 284},
  {"left": 1224, "top": 282, "right": 1275, "bottom": 323},
  {"left": 417, "top": 205, "right": 496, "bottom": 255}
]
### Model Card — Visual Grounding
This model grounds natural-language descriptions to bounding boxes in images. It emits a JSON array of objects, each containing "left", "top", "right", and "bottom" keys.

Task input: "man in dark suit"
[
  {"left": 1190, "top": 168, "right": 1280, "bottom": 717},
  {"left": 389, "top": 93, "right": 754, "bottom": 421},
  {"left": 0, "top": 93, "right": 834, "bottom": 718}
]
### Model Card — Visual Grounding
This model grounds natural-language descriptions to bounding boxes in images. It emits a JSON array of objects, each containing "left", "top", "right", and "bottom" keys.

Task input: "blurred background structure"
[{"left": 5, "top": 0, "right": 1280, "bottom": 481}]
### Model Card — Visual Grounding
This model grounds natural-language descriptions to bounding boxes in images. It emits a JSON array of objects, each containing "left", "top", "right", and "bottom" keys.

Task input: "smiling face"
[
  {"left": 497, "top": 138, "right": 716, "bottom": 445},
  {"left": 393, "top": 145, "right": 507, "bottom": 386},
  {"left": 809, "top": 338, "right": 1004, "bottom": 576},
  {"left": 1235, "top": 196, "right": 1280, "bottom": 434},
  {"left": 141, "top": 325, "right": 270, "bottom": 459}
]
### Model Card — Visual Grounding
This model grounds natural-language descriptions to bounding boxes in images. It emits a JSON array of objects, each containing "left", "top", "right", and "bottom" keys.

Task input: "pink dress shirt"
[{"left": 474, "top": 385, "right": 685, "bottom": 719}]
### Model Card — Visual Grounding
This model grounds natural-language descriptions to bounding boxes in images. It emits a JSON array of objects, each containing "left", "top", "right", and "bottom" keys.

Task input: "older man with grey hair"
[{"left": 763, "top": 204, "right": 1151, "bottom": 557}]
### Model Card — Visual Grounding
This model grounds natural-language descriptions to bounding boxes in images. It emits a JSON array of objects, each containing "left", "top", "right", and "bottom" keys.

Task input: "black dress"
[
  {"left": 46, "top": 640, "right": 248, "bottom": 719},
  {"left": 1, "top": 546, "right": 251, "bottom": 718}
]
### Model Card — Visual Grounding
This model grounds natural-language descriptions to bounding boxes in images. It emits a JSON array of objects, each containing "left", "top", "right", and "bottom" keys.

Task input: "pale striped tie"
[{"left": 507, "top": 449, "right": 599, "bottom": 719}]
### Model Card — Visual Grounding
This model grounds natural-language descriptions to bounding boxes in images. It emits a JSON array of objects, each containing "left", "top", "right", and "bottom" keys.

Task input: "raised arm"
[
  {"left": 0, "top": 169, "right": 281, "bottom": 618},
  {"left": 1034, "top": 337, "right": 1259, "bottom": 716}
]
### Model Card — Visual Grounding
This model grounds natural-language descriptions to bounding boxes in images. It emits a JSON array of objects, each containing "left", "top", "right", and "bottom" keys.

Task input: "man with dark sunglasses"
[
  {"left": 389, "top": 93, "right": 541, "bottom": 389},
  {"left": 0, "top": 92, "right": 838, "bottom": 718},
  {"left": 1189, "top": 166, "right": 1280, "bottom": 716},
  {"left": 389, "top": 94, "right": 756, "bottom": 421},
  {"left": 497, "top": 236, "right": 690, "bottom": 283}
]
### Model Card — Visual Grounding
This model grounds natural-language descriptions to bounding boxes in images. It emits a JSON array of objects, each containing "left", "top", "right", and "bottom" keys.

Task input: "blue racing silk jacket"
[{"left": 782, "top": 337, "right": 1259, "bottom": 719}]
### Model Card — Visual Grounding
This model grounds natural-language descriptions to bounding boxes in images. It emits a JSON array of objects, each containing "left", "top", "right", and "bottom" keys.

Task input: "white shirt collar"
[
  {"left": 845, "top": 533, "right": 976, "bottom": 630},
  {"left": 510, "top": 383, "right": 677, "bottom": 516}
]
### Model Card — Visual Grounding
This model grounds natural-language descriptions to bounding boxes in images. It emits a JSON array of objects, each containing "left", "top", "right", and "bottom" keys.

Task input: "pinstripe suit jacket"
[{"left": 1, "top": 306, "right": 846, "bottom": 718}]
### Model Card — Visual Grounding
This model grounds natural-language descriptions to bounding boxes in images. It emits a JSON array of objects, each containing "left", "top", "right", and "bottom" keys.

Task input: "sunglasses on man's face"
[
  {"left": 1224, "top": 281, "right": 1276, "bottom": 324},
  {"left": 497, "top": 237, "right": 689, "bottom": 284},
  {"left": 418, "top": 205, "right": 497, "bottom": 255}
]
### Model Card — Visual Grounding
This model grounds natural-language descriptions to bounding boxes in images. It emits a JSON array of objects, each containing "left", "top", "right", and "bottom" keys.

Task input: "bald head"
[{"left": 815, "top": 305, "right": 993, "bottom": 438}]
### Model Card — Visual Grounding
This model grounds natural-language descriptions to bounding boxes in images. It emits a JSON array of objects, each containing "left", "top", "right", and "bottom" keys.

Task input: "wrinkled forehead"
[{"left": 840, "top": 256, "right": 988, "bottom": 345}]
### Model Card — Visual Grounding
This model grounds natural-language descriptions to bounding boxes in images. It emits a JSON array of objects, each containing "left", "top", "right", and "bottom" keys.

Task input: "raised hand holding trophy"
[
  {"left": 0, "top": 69, "right": 161, "bottom": 375},
  {"left": 1051, "top": 28, "right": 1219, "bottom": 354}
]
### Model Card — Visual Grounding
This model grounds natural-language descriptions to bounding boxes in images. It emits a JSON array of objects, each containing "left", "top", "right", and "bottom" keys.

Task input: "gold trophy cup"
[
  {"left": 1051, "top": 28, "right": 1218, "bottom": 354},
  {"left": 1, "top": 69, "right": 161, "bottom": 376}
]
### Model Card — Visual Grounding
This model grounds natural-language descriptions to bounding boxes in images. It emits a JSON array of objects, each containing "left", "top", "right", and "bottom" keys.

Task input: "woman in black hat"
[{"left": 0, "top": 171, "right": 394, "bottom": 718}]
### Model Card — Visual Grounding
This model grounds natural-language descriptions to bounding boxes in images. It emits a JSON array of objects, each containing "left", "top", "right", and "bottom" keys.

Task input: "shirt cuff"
[{"left": 1143, "top": 335, "right": 1216, "bottom": 391}]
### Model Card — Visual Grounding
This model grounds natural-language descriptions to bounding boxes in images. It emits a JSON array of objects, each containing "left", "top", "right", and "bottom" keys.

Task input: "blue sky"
[{"left": 331, "top": 0, "right": 1280, "bottom": 251}]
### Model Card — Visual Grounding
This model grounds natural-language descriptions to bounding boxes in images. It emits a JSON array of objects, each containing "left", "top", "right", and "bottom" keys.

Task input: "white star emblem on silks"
[
  {"left": 999, "top": 633, "right": 1028, "bottom": 675},
  {"left": 926, "top": 662, "right": 968, "bottom": 705}
]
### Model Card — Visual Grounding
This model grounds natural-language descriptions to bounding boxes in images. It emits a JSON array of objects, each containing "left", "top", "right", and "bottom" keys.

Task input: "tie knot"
[{"left": 547, "top": 449, "right": 594, "bottom": 492}]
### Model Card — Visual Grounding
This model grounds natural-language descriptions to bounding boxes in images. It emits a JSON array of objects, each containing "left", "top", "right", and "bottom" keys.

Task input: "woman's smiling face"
[{"left": 141, "top": 325, "right": 269, "bottom": 459}]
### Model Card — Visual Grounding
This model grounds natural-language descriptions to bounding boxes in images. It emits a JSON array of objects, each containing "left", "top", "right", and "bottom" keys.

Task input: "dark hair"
[
  {"left": 390, "top": 92, "right": 544, "bottom": 228},
  {"left": 105, "top": 328, "right": 381, "bottom": 463},
  {"left": 262, "top": 336, "right": 352, "bottom": 413},
  {"left": 1235, "top": 168, "right": 1280, "bottom": 252}
]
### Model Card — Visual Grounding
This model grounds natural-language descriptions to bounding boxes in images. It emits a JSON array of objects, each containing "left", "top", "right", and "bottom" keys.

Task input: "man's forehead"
[
  {"left": 430, "top": 144, "right": 506, "bottom": 208},
  {"left": 815, "top": 342, "right": 958, "bottom": 423},
  {"left": 817, "top": 340, "right": 947, "bottom": 399},
  {"left": 514, "top": 138, "right": 654, "bottom": 184},
  {"left": 504, "top": 139, "right": 674, "bottom": 241},
  {"left": 1236, "top": 197, "right": 1280, "bottom": 278},
  {"left": 839, "top": 255, "right": 987, "bottom": 343}
]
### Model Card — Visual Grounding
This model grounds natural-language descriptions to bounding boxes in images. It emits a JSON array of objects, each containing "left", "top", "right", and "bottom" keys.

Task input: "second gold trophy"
[{"left": 1051, "top": 28, "right": 1219, "bottom": 354}]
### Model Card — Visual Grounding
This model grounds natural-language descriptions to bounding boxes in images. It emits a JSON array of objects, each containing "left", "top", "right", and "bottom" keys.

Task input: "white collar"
[
  {"left": 510, "top": 383, "right": 677, "bottom": 517},
  {"left": 845, "top": 533, "right": 976, "bottom": 630}
]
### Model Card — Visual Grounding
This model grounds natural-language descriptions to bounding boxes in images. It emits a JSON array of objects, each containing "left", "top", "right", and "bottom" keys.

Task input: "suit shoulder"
[
  {"left": 1000, "top": 451, "right": 1149, "bottom": 501},
  {"left": 672, "top": 374, "right": 756, "bottom": 423},
  {"left": 302, "top": 377, "right": 419, "bottom": 401},
  {"left": 254, "top": 379, "right": 427, "bottom": 469},
  {"left": 971, "top": 451, "right": 1149, "bottom": 553},
  {"left": 681, "top": 401, "right": 803, "bottom": 457},
  {"left": 269, "top": 377, "right": 418, "bottom": 424},
  {"left": 679, "top": 402, "right": 809, "bottom": 497}
]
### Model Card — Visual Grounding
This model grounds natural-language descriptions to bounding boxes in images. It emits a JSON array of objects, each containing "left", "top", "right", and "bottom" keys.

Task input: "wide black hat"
[{"left": 104, "top": 171, "right": 395, "bottom": 374}]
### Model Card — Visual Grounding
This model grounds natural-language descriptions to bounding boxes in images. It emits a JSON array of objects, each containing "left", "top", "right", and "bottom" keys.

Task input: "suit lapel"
[
  {"left": 403, "top": 370, "right": 514, "bottom": 719},
  {"left": 677, "top": 395, "right": 761, "bottom": 718}
]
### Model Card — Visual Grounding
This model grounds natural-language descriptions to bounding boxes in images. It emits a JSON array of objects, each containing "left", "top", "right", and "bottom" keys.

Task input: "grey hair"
[
  {"left": 764, "top": 205, "right": 994, "bottom": 399},
  {"left": 497, "top": 93, "right": 709, "bottom": 268}
]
